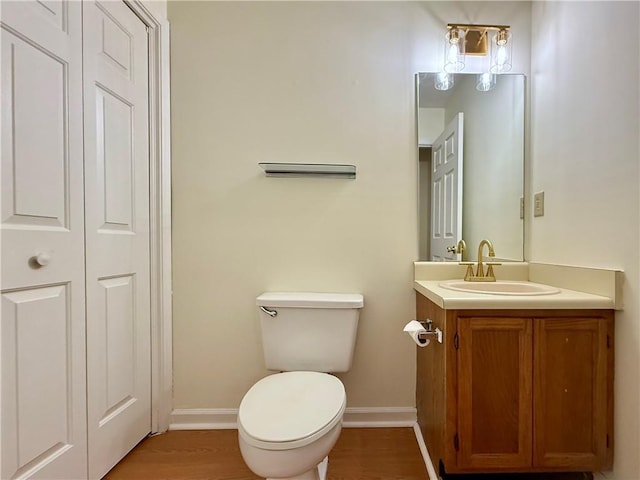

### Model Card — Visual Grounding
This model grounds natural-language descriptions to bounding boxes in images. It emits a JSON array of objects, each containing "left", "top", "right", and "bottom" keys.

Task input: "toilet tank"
[{"left": 256, "top": 292, "right": 364, "bottom": 373}]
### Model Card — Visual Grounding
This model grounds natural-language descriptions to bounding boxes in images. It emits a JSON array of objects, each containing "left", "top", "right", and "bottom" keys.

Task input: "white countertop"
[{"left": 414, "top": 280, "right": 615, "bottom": 310}]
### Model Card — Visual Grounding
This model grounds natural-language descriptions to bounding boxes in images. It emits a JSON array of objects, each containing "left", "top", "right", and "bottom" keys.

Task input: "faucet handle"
[
  {"left": 485, "top": 262, "right": 501, "bottom": 280},
  {"left": 459, "top": 262, "right": 475, "bottom": 281}
]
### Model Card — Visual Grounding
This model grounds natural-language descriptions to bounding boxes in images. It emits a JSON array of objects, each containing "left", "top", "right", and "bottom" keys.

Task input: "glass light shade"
[
  {"left": 476, "top": 73, "right": 496, "bottom": 91},
  {"left": 434, "top": 72, "right": 454, "bottom": 91},
  {"left": 443, "top": 28, "right": 465, "bottom": 73},
  {"left": 490, "top": 30, "right": 512, "bottom": 73}
]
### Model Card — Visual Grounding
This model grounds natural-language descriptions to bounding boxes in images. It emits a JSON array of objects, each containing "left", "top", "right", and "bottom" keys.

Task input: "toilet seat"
[{"left": 238, "top": 371, "right": 346, "bottom": 451}]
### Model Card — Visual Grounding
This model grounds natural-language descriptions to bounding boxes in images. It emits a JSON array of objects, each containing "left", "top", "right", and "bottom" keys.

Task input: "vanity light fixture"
[{"left": 442, "top": 23, "right": 512, "bottom": 91}]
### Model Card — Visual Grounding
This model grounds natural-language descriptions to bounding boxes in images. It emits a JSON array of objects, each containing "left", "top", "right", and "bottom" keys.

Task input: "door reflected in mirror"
[{"left": 417, "top": 72, "right": 525, "bottom": 262}]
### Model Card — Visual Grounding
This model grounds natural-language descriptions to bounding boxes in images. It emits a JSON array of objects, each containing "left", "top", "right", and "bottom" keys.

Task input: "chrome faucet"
[{"left": 461, "top": 239, "right": 501, "bottom": 282}]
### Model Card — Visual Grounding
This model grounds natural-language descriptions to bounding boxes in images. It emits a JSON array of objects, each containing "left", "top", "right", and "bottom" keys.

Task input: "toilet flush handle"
[{"left": 260, "top": 306, "right": 277, "bottom": 317}]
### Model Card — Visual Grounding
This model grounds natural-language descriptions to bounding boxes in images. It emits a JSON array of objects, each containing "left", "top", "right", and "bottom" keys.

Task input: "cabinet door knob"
[{"left": 34, "top": 252, "right": 51, "bottom": 266}]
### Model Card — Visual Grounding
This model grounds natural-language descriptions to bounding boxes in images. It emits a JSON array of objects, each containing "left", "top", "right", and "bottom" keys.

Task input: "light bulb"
[
  {"left": 490, "top": 29, "right": 512, "bottom": 74},
  {"left": 435, "top": 72, "right": 454, "bottom": 91},
  {"left": 476, "top": 73, "right": 496, "bottom": 92},
  {"left": 496, "top": 45, "right": 507, "bottom": 69},
  {"left": 447, "top": 44, "right": 460, "bottom": 66},
  {"left": 443, "top": 28, "right": 465, "bottom": 73}
]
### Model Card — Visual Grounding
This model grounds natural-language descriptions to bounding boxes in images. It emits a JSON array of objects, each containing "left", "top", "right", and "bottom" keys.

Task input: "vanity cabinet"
[{"left": 416, "top": 292, "right": 614, "bottom": 476}]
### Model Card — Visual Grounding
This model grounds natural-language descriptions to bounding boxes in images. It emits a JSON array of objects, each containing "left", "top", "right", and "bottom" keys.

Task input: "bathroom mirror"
[{"left": 416, "top": 72, "right": 525, "bottom": 262}]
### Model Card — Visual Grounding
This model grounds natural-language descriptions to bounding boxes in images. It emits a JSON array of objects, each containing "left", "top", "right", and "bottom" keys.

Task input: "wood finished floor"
[{"left": 103, "top": 428, "right": 429, "bottom": 480}]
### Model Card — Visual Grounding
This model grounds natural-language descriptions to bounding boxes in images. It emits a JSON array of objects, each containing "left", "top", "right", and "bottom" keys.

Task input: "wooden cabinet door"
[
  {"left": 533, "top": 317, "right": 608, "bottom": 470},
  {"left": 458, "top": 317, "right": 533, "bottom": 469}
]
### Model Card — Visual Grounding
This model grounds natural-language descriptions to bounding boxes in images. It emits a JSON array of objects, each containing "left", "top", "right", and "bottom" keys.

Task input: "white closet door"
[
  {"left": 1, "top": 1, "right": 87, "bottom": 479},
  {"left": 82, "top": 1, "right": 151, "bottom": 477}
]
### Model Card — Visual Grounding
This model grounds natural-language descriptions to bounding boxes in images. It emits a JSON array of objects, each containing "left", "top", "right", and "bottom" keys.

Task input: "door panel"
[
  {"left": 96, "top": 87, "right": 134, "bottom": 230},
  {"left": 98, "top": 275, "right": 136, "bottom": 418},
  {"left": 1, "top": 1, "right": 87, "bottom": 479},
  {"left": 2, "top": 286, "right": 72, "bottom": 476},
  {"left": 1, "top": 34, "right": 67, "bottom": 225},
  {"left": 31, "top": 1, "right": 66, "bottom": 31},
  {"left": 83, "top": 1, "right": 151, "bottom": 477}
]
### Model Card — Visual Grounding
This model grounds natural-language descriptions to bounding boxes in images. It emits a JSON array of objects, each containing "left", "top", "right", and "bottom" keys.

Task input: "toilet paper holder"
[{"left": 418, "top": 319, "right": 443, "bottom": 344}]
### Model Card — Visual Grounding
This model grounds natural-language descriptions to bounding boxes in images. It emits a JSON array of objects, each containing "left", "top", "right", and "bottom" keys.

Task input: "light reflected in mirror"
[{"left": 417, "top": 72, "right": 525, "bottom": 262}]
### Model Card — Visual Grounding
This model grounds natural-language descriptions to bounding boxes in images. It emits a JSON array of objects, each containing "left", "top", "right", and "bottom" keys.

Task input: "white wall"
[
  {"left": 418, "top": 147, "right": 432, "bottom": 261},
  {"left": 169, "top": 1, "right": 418, "bottom": 410},
  {"left": 444, "top": 74, "right": 525, "bottom": 261},
  {"left": 530, "top": 2, "right": 640, "bottom": 478},
  {"left": 418, "top": 107, "right": 444, "bottom": 146},
  {"left": 168, "top": 1, "right": 531, "bottom": 411}
]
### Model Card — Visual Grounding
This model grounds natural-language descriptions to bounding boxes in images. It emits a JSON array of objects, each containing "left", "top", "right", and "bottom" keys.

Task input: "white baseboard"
[
  {"left": 413, "top": 423, "right": 438, "bottom": 480},
  {"left": 169, "top": 406, "right": 417, "bottom": 431},
  {"left": 342, "top": 407, "right": 416, "bottom": 427},
  {"left": 169, "top": 408, "right": 239, "bottom": 430}
]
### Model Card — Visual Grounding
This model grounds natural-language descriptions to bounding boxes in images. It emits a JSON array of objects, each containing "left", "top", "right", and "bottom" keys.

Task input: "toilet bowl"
[
  {"left": 238, "top": 371, "right": 346, "bottom": 480},
  {"left": 238, "top": 292, "right": 363, "bottom": 479}
]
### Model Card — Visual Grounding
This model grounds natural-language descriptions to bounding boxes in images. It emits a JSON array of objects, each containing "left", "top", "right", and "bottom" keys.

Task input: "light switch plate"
[{"left": 534, "top": 191, "right": 545, "bottom": 217}]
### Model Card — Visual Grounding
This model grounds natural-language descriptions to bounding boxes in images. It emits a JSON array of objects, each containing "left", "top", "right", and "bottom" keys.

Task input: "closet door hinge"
[{"left": 454, "top": 332, "right": 459, "bottom": 350}]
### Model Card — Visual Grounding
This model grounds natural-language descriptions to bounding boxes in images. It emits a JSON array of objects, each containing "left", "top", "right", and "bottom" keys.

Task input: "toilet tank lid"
[{"left": 256, "top": 292, "right": 363, "bottom": 309}]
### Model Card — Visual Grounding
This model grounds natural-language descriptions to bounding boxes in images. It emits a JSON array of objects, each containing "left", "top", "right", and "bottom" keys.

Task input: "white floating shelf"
[{"left": 259, "top": 163, "right": 356, "bottom": 179}]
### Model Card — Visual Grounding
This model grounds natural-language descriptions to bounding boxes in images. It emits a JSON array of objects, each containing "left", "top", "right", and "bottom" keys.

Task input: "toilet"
[{"left": 238, "top": 292, "right": 364, "bottom": 480}]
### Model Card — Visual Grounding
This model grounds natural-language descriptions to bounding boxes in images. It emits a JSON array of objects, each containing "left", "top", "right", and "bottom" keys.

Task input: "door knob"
[{"left": 34, "top": 252, "right": 51, "bottom": 266}]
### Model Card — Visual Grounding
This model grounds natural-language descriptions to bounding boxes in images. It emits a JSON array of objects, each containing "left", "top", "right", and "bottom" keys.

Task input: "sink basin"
[{"left": 439, "top": 280, "right": 560, "bottom": 296}]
